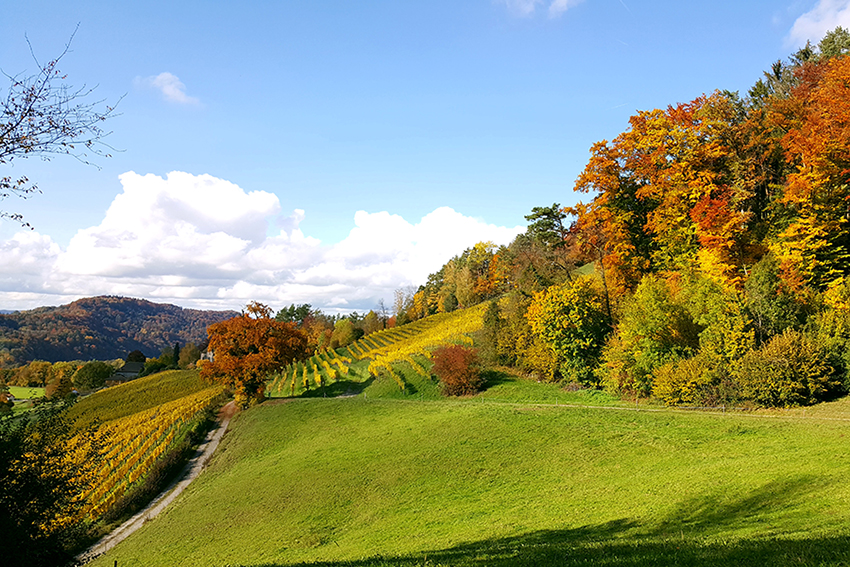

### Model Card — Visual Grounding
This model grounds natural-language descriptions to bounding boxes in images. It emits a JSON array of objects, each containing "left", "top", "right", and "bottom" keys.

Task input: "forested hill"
[{"left": 0, "top": 296, "right": 238, "bottom": 366}]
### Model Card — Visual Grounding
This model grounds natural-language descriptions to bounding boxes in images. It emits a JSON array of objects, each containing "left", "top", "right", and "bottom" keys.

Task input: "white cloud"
[
  {"left": 788, "top": 0, "right": 850, "bottom": 46},
  {"left": 501, "top": 0, "right": 543, "bottom": 17},
  {"left": 137, "top": 72, "right": 200, "bottom": 104},
  {"left": 499, "top": 0, "right": 583, "bottom": 18},
  {"left": 548, "top": 0, "right": 584, "bottom": 18},
  {"left": 0, "top": 172, "right": 525, "bottom": 313}
]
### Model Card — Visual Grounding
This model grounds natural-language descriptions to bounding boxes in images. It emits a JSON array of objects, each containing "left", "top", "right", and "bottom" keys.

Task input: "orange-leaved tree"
[{"left": 200, "top": 301, "right": 310, "bottom": 408}]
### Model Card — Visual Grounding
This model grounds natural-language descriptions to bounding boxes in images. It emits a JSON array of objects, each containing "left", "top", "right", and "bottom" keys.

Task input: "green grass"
[
  {"left": 7, "top": 386, "right": 45, "bottom": 399},
  {"left": 89, "top": 386, "right": 850, "bottom": 567},
  {"left": 67, "top": 369, "right": 210, "bottom": 429}
]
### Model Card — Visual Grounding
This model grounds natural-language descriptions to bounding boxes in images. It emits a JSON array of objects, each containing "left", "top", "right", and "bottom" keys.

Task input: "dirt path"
[{"left": 76, "top": 401, "right": 237, "bottom": 564}]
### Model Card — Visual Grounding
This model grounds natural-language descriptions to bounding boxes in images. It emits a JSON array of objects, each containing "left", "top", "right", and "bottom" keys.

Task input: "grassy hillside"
[{"left": 89, "top": 383, "right": 850, "bottom": 566}]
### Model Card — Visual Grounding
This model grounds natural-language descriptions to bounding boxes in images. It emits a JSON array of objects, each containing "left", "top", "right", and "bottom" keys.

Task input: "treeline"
[
  {"left": 0, "top": 296, "right": 237, "bottom": 367},
  {"left": 273, "top": 302, "right": 389, "bottom": 352},
  {"left": 399, "top": 29, "right": 850, "bottom": 408}
]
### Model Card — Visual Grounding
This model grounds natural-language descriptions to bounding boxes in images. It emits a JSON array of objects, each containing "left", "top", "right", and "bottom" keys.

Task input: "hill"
[
  {"left": 0, "top": 296, "right": 238, "bottom": 366},
  {"left": 85, "top": 306, "right": 850, "bottom": 566},
  {"left": 87, "top": 387, "right": 850, "bottom": 567}
]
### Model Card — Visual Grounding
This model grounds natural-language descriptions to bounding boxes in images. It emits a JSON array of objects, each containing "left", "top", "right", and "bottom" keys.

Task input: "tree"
[
  {"left": 526, "top": 277, "right": 610, "bottom": 385},
  {"left": 126, "top": 349, "right": 147, "bottom": 363},
  {"left": 200, "top": 301, "right": 310, "bottom": 408},
  {"left": 177, "top": 342, "right": 201, "bottom": 368},
  {"left": 0, "top": 401, "right": 102, "bottom": 566},
  {"left": 72, "top": 360, "right": 113, "bottom": 391},
  {"left": 1, "top": 31, "right": 118, "bottom": 225}
]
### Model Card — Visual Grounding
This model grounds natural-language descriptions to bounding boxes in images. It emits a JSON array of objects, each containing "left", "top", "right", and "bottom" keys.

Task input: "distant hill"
[{"left": 0, "top": 296, "right": 238, "bottom": 366}]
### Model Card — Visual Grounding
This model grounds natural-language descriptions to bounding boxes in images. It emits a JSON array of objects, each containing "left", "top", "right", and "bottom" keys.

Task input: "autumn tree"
[
  {"left": 200, "top": 301, "right": 310, "bottom": 408},
  {"left": 0, "top": 401, "right": 102, "bottom": 566},
  {"left": 526, "top": 276, "right": 610, "bottom": 384}
]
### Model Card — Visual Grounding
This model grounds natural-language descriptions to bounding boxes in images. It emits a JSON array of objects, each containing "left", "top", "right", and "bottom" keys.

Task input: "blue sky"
[{"left": 0, "top": 0, "right": 845, "bottom": 313}]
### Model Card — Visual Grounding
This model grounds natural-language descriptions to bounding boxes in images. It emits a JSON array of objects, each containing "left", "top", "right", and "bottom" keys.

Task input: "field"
[
  {"left": 88, "top": 373, "right": 850, "bottom": 567},
  {"left": 8, "top": 385, "right": 45, "bottom": 399}
]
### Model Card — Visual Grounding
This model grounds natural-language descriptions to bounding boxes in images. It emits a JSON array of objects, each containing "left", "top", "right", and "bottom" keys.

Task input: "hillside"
[
  {"left": 88, "top": 390, "right": 850, "bottom": 567},
  {"left": 84, "top": 305, "right": 850, "bottom": 566},
  {"left": 0, "top": 296, "right": 238, "bottom": 366}
]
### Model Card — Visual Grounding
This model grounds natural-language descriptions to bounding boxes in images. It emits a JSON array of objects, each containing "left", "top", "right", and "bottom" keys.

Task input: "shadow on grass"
[
  {"left": 248, "top": 475, "right": 850, "bottom": 566},
  {"left": 297, "top": 377, "right": 375, "bottom": 399},
  {"left": 479, "top": 369, "right": 515, "bottom": 391}
]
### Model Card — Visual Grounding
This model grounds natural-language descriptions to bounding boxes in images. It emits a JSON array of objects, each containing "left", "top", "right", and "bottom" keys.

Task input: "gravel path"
[{"left": 76, "top": 401, "right": 237, "bottom": 564}]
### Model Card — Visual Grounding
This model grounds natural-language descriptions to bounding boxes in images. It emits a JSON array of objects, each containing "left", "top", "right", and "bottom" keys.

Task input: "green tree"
[
  {"left": 72, "top": 360, "right": 113, "bottom": 391},
  {"left": 600, "top": 275, "right": 699, "bottom": 395},
  {"left": 178, "top": 342, "right": 201, "bottom": 368},
  {"left": 126, "top": 349, "right": 146, "bottom": 363}
]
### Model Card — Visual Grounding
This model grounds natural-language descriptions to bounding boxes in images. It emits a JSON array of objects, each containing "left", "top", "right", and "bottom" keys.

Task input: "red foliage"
[{"left": 431, "top": 345, "right": 482, "bottom": 396}]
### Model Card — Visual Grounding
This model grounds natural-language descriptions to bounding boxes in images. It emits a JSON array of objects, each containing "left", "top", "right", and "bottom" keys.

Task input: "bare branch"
[{"left": 1, "top": 29, "right": 119, "bottom": 227}]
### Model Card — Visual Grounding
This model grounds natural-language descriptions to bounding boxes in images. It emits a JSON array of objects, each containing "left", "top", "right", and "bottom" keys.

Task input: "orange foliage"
[{"left": 199, "top": 301, "right": 310, "bottom": 407}]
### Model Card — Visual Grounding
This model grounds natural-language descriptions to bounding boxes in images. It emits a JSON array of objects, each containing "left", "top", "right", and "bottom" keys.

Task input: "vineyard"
[
  {"left": 268, "top": 304, "right": 486, "bottom": 396},
  {"left": 67, "top": 370, "right": 225, "bottom": 525}
]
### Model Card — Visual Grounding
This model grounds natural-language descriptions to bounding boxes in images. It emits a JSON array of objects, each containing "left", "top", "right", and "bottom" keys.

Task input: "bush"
[
  {"left": 733, "top": 329, "right": 841, "bottom": 407},
  {"left": 432, "top": 345, "right": 483, "bottom": 396}
]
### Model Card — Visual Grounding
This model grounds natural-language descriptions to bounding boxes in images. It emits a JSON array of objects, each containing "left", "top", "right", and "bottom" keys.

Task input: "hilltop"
[{"left": 0, "top": 296, "right": 237, "bottom": 366}]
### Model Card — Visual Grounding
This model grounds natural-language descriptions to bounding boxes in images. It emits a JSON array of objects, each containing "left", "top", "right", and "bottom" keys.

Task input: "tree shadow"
[
  {"left": 245, "top": 475, "right": 850, "bottom": 566},
  {"left": 297, "top": 377, "right": 375, "bottom": 399},
  {"left": 479, "top": 369, "right": 515, "bottom": 390}
]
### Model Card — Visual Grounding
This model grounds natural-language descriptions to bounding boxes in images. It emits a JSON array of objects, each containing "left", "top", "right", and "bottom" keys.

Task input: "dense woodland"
[
  {"left": 0, "top": 296, "right": 236, "bottom": 367},
  {"left": 389, "top": 29, "right": 850, "bottom": 408}
]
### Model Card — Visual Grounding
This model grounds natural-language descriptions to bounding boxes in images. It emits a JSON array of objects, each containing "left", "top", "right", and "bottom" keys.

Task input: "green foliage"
[
  {"left": 177, "top": 342, "right": 201, "bottom": 368},
  {"left": 72, "top": 360, "right": 114, "bottom": 391},
  {"left": 600, "top": 275, "right": 699, "bottom": 395},
  {"left": 745, "top": 254, "right": 807, "bottom": 343},
  {"left": 432, "top": 345, "right": 482, "bottom": 396},
  {"left": 526, "top": 277, "right": 610, "bottom": 385},
  {"left": 331, "top": 319, "right": 363, "bottom": 348},
  {"left": 126, "top": 349, "right": 147, "bottom": 363},
  {"left": 733, "top": 329, "right": 841, "bottom": 407}
]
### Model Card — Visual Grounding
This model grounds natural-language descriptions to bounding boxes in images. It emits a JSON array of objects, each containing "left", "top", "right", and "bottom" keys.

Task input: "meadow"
[{"left": 88, "top": 372, "right": 850, "bottom": 567}]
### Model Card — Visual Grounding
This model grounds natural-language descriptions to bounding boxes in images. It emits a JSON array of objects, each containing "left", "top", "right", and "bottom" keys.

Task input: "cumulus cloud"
[
  {"left": 137, "top": 72, "right": 200, "bottom": 104},
  {"left": 788, "top": 0, "right": 850, "bottom": 46},
  {"left": 0, "top": 172, "right": 525, "bottom": 313}
]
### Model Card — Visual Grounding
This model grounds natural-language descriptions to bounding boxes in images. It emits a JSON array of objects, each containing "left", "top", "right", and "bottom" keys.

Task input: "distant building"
[{"left": 112, "top": 361, "right": 145, "bottom": 382}]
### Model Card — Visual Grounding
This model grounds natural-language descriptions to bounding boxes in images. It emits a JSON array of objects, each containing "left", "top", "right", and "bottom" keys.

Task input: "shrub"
[
  {"left": 733, "top": 329, "right": 841, "bottom": 407},
  {"left": 432, "top": 345, "right": 483, "bottom": 396}
]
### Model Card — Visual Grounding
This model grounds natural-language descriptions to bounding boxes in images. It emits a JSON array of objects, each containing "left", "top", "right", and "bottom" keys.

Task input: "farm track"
[{"left": 76, "top": 401, "right": 237, "bottom": 565}]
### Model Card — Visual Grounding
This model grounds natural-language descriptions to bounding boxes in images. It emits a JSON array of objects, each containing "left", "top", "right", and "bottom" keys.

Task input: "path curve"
[{"left": 76, "top": 401, "right": 237, "bottom": 564}]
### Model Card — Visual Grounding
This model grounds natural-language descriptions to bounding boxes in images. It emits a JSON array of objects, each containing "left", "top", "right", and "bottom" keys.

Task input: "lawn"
[{"left": 89, "top": 382, "right": 850, "bottom": 567}]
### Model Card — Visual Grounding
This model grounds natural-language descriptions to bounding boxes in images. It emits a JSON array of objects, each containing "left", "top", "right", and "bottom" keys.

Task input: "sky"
[{"left": 0, "top": 0, "right": 846, "bottom": 314}]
